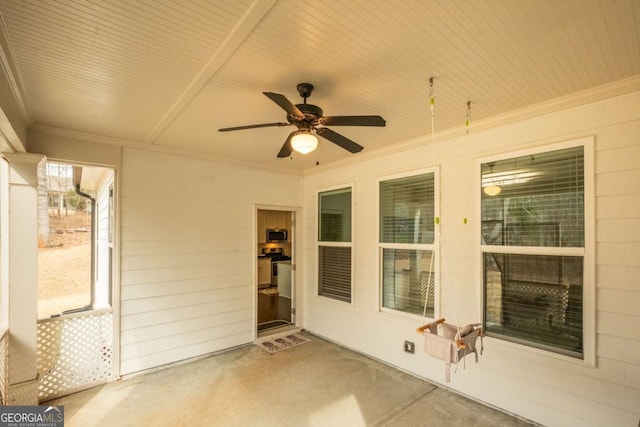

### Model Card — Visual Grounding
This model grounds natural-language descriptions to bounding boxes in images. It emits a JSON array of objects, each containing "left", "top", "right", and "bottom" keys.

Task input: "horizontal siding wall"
[
  {"left": 120, "top": 149, "right": 301, "bottom": 375},
  {"left": 302, "top": 91, "right": 640, "bottom": 426}
]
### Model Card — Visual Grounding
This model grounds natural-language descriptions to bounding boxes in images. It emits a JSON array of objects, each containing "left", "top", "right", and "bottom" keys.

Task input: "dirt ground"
[{"left": 38, "top": 211, "right": 92, "bottom": 318}]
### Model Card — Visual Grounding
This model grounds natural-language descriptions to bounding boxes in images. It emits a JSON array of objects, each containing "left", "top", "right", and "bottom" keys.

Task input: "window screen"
[
  {"left": 381, "top": 248, "right": 434, "bottom": 316},
  {"left": 481, "top": 146, "right": 585, "bottom": 358},
  {"left": 319, "top": 188, "right": 352, "bottom": 242}
]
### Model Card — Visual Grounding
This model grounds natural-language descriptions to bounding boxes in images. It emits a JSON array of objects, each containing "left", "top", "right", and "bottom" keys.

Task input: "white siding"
[
  {"left": 302, "top": 91, "right": 640, "bottom": 426},
  {"left": 119, "top": 149, "right": 301, "bottom": 374}
]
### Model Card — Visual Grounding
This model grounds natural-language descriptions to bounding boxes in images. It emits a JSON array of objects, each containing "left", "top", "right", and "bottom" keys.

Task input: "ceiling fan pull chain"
[
  {"left": 428, "top": 77, "right": 435, "bottom": 115},
  {"left": 465, "top": 101, "right": 472, "bottom": 134}
]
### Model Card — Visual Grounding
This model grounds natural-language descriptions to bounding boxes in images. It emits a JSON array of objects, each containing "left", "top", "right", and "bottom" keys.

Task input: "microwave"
[{"left": 266, "top": 228, "right": 288, "bottom": 242}]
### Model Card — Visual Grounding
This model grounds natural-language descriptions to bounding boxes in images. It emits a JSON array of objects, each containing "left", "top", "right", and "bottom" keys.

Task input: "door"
[{"left": 256, "top": 208, "right": 295, "bottom": 335}]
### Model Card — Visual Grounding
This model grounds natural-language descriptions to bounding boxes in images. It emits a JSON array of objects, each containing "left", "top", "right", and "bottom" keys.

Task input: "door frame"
[{"left": 254, "top": 205, "right": 300, "bottom": 340}]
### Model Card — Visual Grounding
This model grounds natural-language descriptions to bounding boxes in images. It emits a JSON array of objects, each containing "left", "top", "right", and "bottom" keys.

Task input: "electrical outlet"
[{"left": 404, "top": 340, "right": 415, "bottom": 354}]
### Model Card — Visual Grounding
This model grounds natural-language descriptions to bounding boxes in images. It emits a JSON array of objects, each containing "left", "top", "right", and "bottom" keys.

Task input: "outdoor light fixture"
[{"left": 291, "top": 131, "right": 318, "bottom": 154}]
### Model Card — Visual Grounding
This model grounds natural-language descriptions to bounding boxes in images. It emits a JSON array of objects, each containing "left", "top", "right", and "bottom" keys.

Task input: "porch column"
[{"left": 4, "top": 152, "right": 44, "bottom": 404}]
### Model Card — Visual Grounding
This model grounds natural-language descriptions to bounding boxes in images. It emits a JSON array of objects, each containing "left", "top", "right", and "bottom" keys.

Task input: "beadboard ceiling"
[{"left": 1, "top": 0, "right": 638, "bottom": 173}]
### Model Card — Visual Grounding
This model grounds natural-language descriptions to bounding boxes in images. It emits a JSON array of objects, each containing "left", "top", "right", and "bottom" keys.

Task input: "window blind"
[
  {"left": 380, "top": 173, "right": 434, "bottom": 244},
  {"left": 318, "top": 246, "right": 352, "bottom": 303},
  {"left": 481, "top": 146, "right": 584, "bottom": 248}
]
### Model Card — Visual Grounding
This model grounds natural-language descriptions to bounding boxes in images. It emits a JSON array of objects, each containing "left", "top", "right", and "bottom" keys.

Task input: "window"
[
  {"left": 318, "top": 187, "right": 352, "bottom": 303},
  {"left": 38, "top": 162, "right": 114, "bottom": 318},
  {"left": 379, "top": 172, "right": 436, "bottom": 317},
  {"left": 481, "top": 144, "right": 588, "bottom": 358}
]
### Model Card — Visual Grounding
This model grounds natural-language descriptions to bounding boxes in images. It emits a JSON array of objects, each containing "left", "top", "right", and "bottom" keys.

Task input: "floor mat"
[{"left": 257, "top": 333, "right": 310, "bottom": 354}]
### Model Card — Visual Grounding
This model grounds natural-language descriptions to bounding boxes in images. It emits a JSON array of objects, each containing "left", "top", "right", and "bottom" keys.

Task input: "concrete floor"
[{"left": 49, "top": 332, "right": 535, "bottom": 427}]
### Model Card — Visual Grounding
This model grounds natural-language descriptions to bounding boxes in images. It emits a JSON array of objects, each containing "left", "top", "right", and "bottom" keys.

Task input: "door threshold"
[
  {"left": 257, "top": 324, "right": 300, "bottom": 339},
  {"left": 258, "top": 319, "right": 291, "bottom": 332}
]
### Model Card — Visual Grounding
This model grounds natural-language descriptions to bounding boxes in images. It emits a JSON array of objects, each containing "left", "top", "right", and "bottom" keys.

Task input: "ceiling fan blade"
[
  {"left": 277, "top": 132, "right": 295, "bottom": 158},
  {"left": 322, "top": 115, "right": 386, "bottom": 127},
  {"left": 316, "top": 127, "right": 364, "bottom": 153},
  {"left": 218, "top": 122, "right": 290, "bottom": 132},
  {"left": 263, "top": 92, "right": 304, "bottom": 119}
]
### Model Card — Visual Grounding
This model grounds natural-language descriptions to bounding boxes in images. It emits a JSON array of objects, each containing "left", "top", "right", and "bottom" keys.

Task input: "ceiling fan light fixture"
[
  {"left": 291, "top": 131, "right": 318, "bottom": 154},
  {"left": 483, "top": 184, "right": 502, "bottom": 196}
]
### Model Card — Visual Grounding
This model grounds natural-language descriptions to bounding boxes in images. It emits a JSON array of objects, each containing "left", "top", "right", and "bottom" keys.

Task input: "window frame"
[
  {"left": 377, "top": 167, "right": 440, "bottom": 320},
  {"left": 316, "top": 184, "right": 355, "bottom": 304},
  {"left": 476, "top": 137, "right": 595, "bottom": 365},
  {"left": 38, "top": 161, "right": 115, "bottom": 319}
]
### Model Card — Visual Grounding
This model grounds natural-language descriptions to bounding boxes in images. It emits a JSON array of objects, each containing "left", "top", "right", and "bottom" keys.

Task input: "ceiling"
[{"left": 0, "top": 0, "right": 638, "bottom": 173}]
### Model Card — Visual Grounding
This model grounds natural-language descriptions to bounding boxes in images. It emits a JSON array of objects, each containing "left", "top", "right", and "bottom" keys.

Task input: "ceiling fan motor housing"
[
  {"left": 296, "top": 120, "right": 313, "bottom": 132},
  {"left": 292, "top": 103, "right": 323, "bottom": 124}
]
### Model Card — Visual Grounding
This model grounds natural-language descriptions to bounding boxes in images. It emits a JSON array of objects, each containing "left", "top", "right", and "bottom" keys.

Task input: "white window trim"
[
  {"left": 316, "top": 183, "right": 355, "bottom": 305},
  {"left": 376, "top": 167, "right": 440, "bottom": 320},
  {"left": 475, "top": 136, "right": 595, "bottom": 366}
]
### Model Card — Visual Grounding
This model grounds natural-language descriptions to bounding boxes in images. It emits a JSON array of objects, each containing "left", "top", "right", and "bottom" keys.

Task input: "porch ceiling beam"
[{"left": 145, "top": 0, "right": 278, "bottom": 144}]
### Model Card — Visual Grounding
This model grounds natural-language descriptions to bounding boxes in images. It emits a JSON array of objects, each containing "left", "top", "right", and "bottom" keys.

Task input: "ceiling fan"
[{"left": 218, "top": 83, "right": 386, "bottom": 158}]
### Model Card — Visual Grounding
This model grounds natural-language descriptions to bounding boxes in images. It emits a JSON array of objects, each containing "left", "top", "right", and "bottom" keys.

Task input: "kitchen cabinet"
[
  {"left": 266, "top": 210, "right": 289, "bottom": 230},
  {"left": 258, "top": 258, "right": 271, "bottom": 288},
  {"left": 258, "top": 210, "right": 291, "bottom": 242}
]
